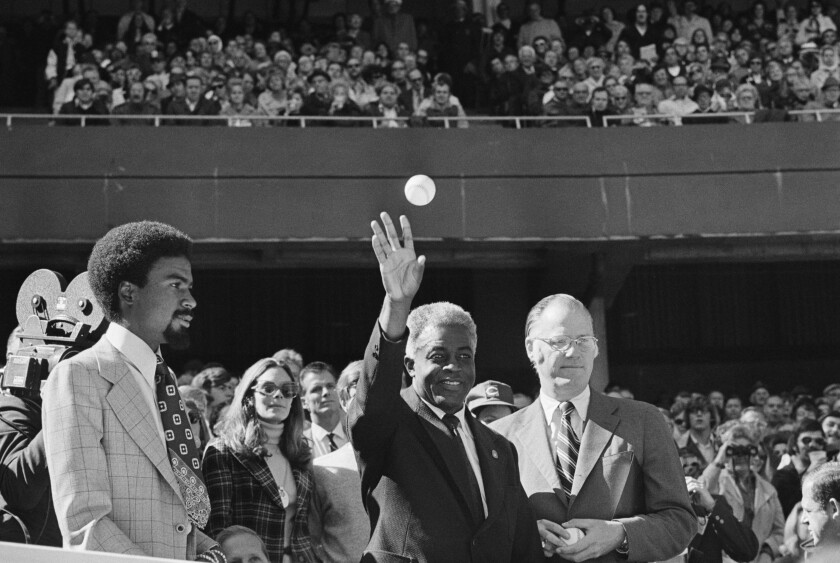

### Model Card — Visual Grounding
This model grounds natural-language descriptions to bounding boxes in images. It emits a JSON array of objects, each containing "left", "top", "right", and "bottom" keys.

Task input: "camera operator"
[
  {"left": 701, "top": 424, "right": 784, "bottom": 563},
  {"left": 678, "top": 448, "right": 759, "bottom": 563},
  {"left": 0, "top": 326, "right": 61, "bottom": 546}
]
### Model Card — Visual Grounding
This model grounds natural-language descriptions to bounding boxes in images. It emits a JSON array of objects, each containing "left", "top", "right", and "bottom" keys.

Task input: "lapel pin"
[{"left": 491, "top": 449, "right": 498, "bottom": 459}]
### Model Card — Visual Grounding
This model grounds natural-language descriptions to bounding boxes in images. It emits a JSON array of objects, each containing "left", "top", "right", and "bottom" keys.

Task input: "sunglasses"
[
  {"left": 801, "top": 436, "right": 826, "bottom": 447},
  {"left": 253, "top": 382, "right": 300, "bottom": 399}
]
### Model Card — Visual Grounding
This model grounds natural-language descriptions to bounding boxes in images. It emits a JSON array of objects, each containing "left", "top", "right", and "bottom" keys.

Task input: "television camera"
[{"left": 1, "top": 269, "right": 106, "bottom": 397}]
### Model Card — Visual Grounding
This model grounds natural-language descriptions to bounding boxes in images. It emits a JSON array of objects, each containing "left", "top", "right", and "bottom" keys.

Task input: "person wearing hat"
[
  {"left": 467, "top": 381, "right": 518, "bottom": 425},
  {"left": 300, "top": 69, "right": 334, "bottom": 120},
  {"left": 803, "top": 75, "right": 840, "bottom": 120}
]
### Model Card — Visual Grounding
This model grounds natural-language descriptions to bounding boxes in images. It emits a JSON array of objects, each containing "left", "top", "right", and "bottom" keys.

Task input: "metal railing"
[
  {"left": 2, "top": 109, "right": 837, "bottom": 129},
  {"left": 0, "top": 113, "right": 592, "bottom": 129}
]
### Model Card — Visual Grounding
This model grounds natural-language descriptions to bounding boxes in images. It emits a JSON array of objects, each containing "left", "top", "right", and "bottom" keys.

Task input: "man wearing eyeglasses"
[
  {"left": 491, "top": 294, "right": 695, "bottom": 562},
  {"left": 772, "top": 419, "right": 828, "bottom": 517}
]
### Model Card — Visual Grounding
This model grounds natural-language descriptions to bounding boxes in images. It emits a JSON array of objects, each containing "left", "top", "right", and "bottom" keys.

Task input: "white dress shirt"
[
  {"left": 540, "top": 385, "right": 591, "bottom": 438},
  {"left": 104, "top": 323, "right": 166, "bottom": 442},
  {"left": 422, "top": 399, "right": 488, "bottom": 517},
  {"left": 310, "top": 420, "right": 348, "bottom": 459}
]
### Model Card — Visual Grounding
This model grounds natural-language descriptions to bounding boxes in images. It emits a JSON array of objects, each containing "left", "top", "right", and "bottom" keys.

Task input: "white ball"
[
  {"left": 404, "top": 174, "right": 436, "bottom": 206},
  {"left": 561, "top": 527, "right": 584, "bottom": 545}
]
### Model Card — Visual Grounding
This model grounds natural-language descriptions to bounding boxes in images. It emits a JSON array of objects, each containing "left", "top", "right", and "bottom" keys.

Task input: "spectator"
[
  {"left": 618, "top": 4, "right": 661, "bottom": 62},
  {"left": 300, "top": 69, "right": 333, "bottom": 119},
  {"left": 204, "top": 358, "right": 317, "bottom": 563},
  {"left": 785, "top": 77, "right": 814, "bottom": 110},
  {"left": 796, "top": 0, "right": 837, "bottom": 46},
  {"left": 308, "top": 360, "right": 370, "bottom": 563},
  {"left": 726, "top": 395, "right": 744, "bottom": 421},
  {"left": 165, "top": 74, "right": 220, "bottom": 125},
  {"left": 57, "top": 77, "right": 110, "bottom": 125},
  {"left": 678, "top": 396, "right": 718, "bottom": 467},
  {"left": 117, "top": 1, "right": 155, "bottom": 53},
  {"left": 568, "top": 10, "right": 610, "bottom": 54},
  {"left": 583, "top": 57, "right": 606, "bottom": 92},
  {"left": 45, "top": 19, "right": 84, "bottom": 93},
  {"left": 345, "top": 13, "right": 372, "bottom": 51},
  {"left": 388, "top": 59, "right": 410, "bottom": 93},
  {"left": 525, "top": 65, "right": 555, "bottom": 116},
  {"left": 765, "top": 394, "right": 793, "bottom": 432},
  {"left": 773, "top": 419, "right": 828, "bottom": 517},
  {"left": 630, "top": 82, "right": 661, "bottom": 126},
  {"left": 609, "top": 83, "right": 632, "bottom": 115},
  {"left": 400, "top": 68, "right": 430, "bottom": 115},
  {"left": 800, "top": 462, "right": 840, "bottom": 558},
  {"left": 587, "top": 85, "right": 613, "bottom": 126},
  {"left": 112, "top": 80, "right": 156, "bottom": 125},
  {"left": 542, "top": 77, "right": 570, "bottom": 120},
  {"left": 301, "top": 362, "right": 348, "bottom": 458},
  {"left": 709, "top": 390, "right": 726, "bottom": 412},
  {"left": 822, "top": 410, "right": 840, "bottom": 461},
  {"left": 658, "top": 74, "right": 699, "bottom": 123},
  {"left": 466, "top": 380, "right": 518, "bottom": 424},
  {"left": 703, "top": 423, "right": 785, "bottom": 563},
  {"left": 601, "top": 6, "right": 625, "bottom": 53},
  {"left": 751, "top": 382, "right": 771, "bottom": 407},
  {"left": 670, "top": 0, "right": 712, "bottom": 43},
  {"left": 172, "top": 0, "right": 205, "bottom": 49},
  {"left": 192, "top": 365, "right": 235, "bottom": 409},
  {"left": 179, "top": 385, "right": 211, "bottom": 450},
  {"left": 272, "top": 349, "right": 304, "bottom": 378},
  {"left": 792, "top": 397, "right": 820, "bottom": 422},
  {"left": 418, "top": 81, "right": 468, "bottom": 127},
  {"left": 777, "top": 4, "right": 801, "bottom": 45},
  {"left": 216, "top": 526, "right": 269, "bottom": 563},
  {"left": 373, "top": 0, "right": 417, "bottom": 54},
  {"left": 220, "top": 78, "right": 258, "bottom": 126},
  {"left": 741, "top": 406, "right": 770, "bottom": 442},
  {"left": 367, "top": 82, "right": 410, "bottom": 128},
  {"left": 518, "top": 1, "right": 563, "bottom": 49},
  {"left": 439, "top": 0, "right": 482, "bottom": 109},
  {"left": 256, "top": 67, "right": 287, "bottom": 122},
  {"left": 810, "top": 45, "right": 840, "bottom": 91}
]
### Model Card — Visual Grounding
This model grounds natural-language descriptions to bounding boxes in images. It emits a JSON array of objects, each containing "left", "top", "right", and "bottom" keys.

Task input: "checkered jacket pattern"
[
  {"left": 203, "top": 441, "right": 319, "bottom": 563},
  {"left": 41, "top": 338, "right": 217, "bottom": 558}
]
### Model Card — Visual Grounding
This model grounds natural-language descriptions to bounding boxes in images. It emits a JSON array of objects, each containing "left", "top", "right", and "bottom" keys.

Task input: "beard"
[{"left": 164, "top": 309, "right": 192, "bottom": 350}]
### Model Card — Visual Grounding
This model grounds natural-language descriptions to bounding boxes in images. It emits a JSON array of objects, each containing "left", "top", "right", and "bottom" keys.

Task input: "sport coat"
[
  {"left": 491, "top": 391, "right": 696, "bottom": 563},
  {"left": 347, "top": 324, "right": 542, "bottom": 563},
  {"left": 203, "top": 442, "right": 318, "bottom": 563},
  {"left": 42, "top": 337, "right": 216, "bottom": 558}
]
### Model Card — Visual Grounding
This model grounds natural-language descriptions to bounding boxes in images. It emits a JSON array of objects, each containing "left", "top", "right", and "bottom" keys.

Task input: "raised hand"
[{"left": 371, "top": 212, "right": 425, "bottom": 305}]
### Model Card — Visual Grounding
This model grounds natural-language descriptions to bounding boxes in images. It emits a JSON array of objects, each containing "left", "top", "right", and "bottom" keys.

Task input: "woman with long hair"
[{"left": 203, "top": 358, "right": 317, "bottom": 563}]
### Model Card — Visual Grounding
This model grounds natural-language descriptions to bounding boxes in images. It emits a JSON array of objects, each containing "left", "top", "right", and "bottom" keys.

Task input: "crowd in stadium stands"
[{"left": 1, "top": 0, "right": 840, "bottom": 126}]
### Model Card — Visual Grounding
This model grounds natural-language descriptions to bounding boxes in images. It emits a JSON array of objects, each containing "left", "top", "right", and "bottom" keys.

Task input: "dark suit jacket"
[
  {"left": 0, "top": 395, "right": 61, "bottom": 546},
  {"left": 686, "top": 495, "right": 758, "bottom": 563},
  {"left": 203, "top": 441, "right": 318, "bottom": 563},
  {"left": 491, "top": 391, "right": 696, "bottom": 563},
  {"left": 164, "top": 97, "right": 221, "bottom": 125},
  {"left": 347, "top": 324, "right": 542, "bottom": 563}
]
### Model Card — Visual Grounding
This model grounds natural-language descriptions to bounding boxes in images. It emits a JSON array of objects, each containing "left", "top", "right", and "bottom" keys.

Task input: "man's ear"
[
  {"left": 525, "top": 338, "right": 536, "bottom": 363},
  {"left": 118, "top": 281, "right": 136, "bottom": 307},
  {"left": 404, "top": 356, "right": 415, "bottom": 378},
  {"left": 828, "top": 498, "right": 840, "bottom": 520}
]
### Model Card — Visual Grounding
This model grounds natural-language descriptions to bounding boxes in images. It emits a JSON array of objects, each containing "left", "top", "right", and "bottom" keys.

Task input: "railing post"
[{"left": 81, "top": 116, "right": 86, "bottom": 127}]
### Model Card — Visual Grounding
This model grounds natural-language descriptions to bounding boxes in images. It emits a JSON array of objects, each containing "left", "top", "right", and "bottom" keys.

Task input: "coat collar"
[{"left": 570, "top": 390, "right": 620, "bottom": 502}]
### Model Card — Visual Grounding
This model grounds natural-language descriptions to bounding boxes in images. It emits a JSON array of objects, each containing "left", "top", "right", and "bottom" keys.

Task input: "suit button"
[{"left": 175, "top": 524, "right": 186, "bottom": 533}]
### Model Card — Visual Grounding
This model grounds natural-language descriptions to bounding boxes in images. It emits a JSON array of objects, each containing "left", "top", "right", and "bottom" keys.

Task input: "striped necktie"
[
  {"left": 155, "top": 355, "right": 211, "bottom": 529},
  {"left": 327, "top": 432, "right": 338, "bottom": 452},
  {"left": 552, "top": 401, "right": 580, "bottom": 498}
]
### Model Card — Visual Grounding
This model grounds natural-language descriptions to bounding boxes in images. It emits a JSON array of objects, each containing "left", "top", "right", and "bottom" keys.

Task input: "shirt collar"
[
  {"left": 105, "top": 322, "right": 159, "bottom": 386},
  {"left": 421, "top": 397, "right": 471, "bottom": 437},
  {"left": 310, "top": 419, "right": 347, "bottom": 441},
  {"left": 540, "top": 385, "right": 591, "bottom": 425}
]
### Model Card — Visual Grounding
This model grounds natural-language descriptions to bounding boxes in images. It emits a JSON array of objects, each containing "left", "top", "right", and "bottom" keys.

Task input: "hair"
[
  {"left": 721, "top": 422, "right": 757, "bottom": 445},
  {"left": 406, "top": 302, "right": 478, "bottom": 357},
  {"left": 376, "top": 81, "right": 401, "bottom": 96},
  {"left": 299, "top": 361, "right": 339, "bottom": 390},
  {"left": 214, "top": 358, "right": 310, "bottom": 467},
  {"left": 192, "top": 366, "right": 232, "bottom": 394},
  {"left": 337, "top": 359, "right": 364, "bottom": 403},
  {"left": 525, "top": 294, "right": 592, "bottom": 337},
  {"left": 793, "top": 397, "right": 819, "bottom": 420},
  {"left": 87, "top": 221, "right": 192, "bottom": 322},
  {"left": 179, "top": 385, "right": 208, "bottom": 412},
  {"left": 272, "top": 348, "right": 303, "bottom": 370},
  {"left": 216, "top": 525, "right": 269, "bottom": 558},
  {"left": 803, "top": 461, "right": 840, "bottom": 507},
  {"left": 788, "top": 418, "right": 825, "bottom": 453}
]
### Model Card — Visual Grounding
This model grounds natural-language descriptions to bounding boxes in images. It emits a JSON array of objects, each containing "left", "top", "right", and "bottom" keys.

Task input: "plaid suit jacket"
[
  {"left": 203, "top": 441, "right": 318, "bottom": 563},
  {"left": 41, "top": 337, "right": 216, "bottom": 558}
]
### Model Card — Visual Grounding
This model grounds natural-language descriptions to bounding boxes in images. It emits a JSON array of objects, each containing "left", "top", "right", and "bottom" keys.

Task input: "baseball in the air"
[
  {"left": 404, "top": 174, "right": 436, "bottom": 206},
  {"left": 561, "top": 527, "right": 584, "bottom": 545}
]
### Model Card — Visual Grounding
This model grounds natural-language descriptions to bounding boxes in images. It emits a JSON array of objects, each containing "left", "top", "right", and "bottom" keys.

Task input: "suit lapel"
[
  {"left": 570, "top": 390, "right": 619, "bottom": 501},
  {"left": 402, "top": 388, "right": 483, "bottom": 526},
  {"left": 236, "top": 453, "right": 286, "bottom": 509},
  {"left": 515, "top": 401, "right": 566, "bottom": 508},
  {"left": 99, "top": 340, "right": 184, "bottom": 501},
  {"left": 467, "top": 414, "right": 502, "bottom": 525}
]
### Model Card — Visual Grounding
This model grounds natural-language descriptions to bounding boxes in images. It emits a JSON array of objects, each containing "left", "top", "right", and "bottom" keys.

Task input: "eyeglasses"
[
  {"left": 531, "top": 335, "right": 598, "bottom": 353},
  {"left": 674, "top": 418, "right": 686, "bottom": 425},
  {"left": 801, "top": 436, "right": 826, "bottom": 447},
  {"left": 553, "top": 86, "right": 569, "bottom": 91},
  {"left": 253, "top": 382, "right": 300, "bottom": 399},
  {"left": 613, "top": 95, "right": 627, "bottom": 100}
]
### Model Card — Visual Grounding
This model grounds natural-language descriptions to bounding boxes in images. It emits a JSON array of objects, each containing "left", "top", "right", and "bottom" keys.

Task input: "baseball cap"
[{"left": 467, "top": 380, "right": 518, "bottom": 414}]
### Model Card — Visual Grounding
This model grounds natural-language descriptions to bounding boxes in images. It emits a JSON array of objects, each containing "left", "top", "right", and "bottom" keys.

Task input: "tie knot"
[
  {"left": 559, "top": 401, "right": 575, "bottom": 418},
  {"left": 442, "top": 414, "right": 460, "bottom": 433}
]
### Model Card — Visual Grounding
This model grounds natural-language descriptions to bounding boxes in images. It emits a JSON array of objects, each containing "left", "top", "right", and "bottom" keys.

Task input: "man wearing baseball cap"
[{"left": 467, "top": 381, "right": 518, "bottom": 425}]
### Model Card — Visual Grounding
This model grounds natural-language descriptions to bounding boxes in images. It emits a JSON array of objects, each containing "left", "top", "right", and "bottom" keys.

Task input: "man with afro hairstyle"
[{"left": 42, "top": 221, "right": 223, "bottom": 561}]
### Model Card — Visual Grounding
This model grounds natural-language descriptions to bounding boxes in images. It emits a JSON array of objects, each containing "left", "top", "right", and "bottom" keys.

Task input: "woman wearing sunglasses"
[{"left": 203, "top": 358, "right": 317, "bottom": 563}]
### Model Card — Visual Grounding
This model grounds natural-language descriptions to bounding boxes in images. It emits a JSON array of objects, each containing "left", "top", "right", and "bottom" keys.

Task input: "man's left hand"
[{"left": 554, "top": 519, "right": 625, "bottom": 562}]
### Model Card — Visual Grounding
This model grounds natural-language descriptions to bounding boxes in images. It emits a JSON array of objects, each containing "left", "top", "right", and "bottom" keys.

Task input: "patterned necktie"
[
  {"left": 155, "top": 355, "right": 211, "bottom": 529},
  {"left": 442, "top": 414, "right": 485, "bottom": 522},
  {"left": 326, "top": 432, "right": 338, "bottom": 452},
  {"left": 552, "top": 402, "right": 580, "bottom": 498}
]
